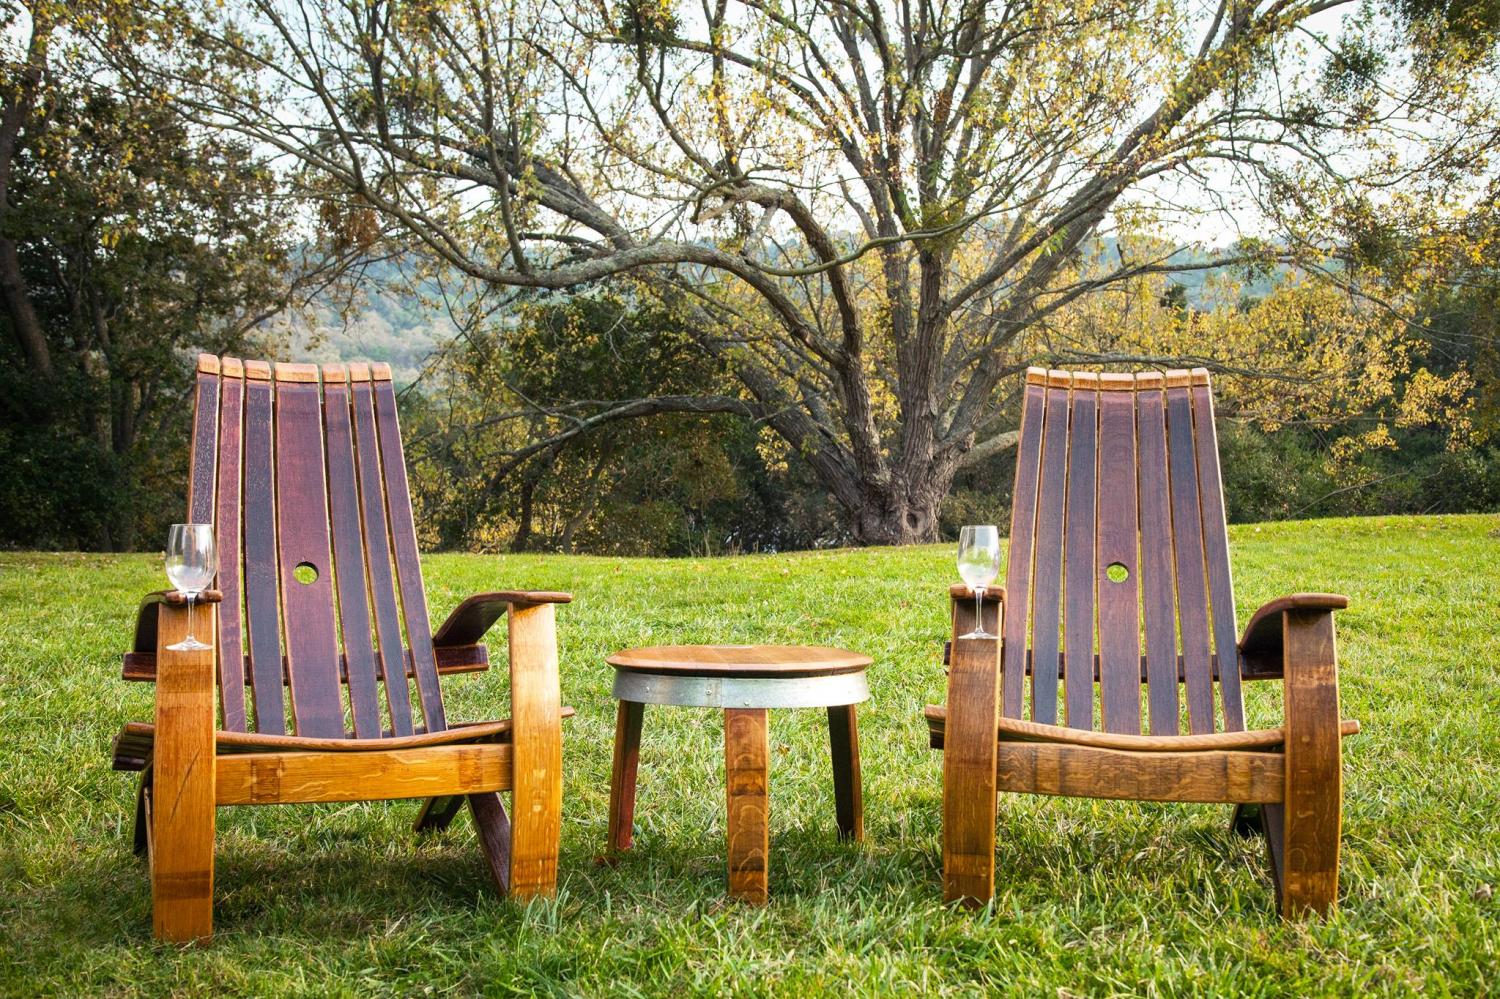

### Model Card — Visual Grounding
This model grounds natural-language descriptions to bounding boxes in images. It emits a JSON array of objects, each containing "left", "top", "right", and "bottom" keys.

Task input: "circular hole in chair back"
[
  {"left": 293, "top": 562, "right": 319, "bottom": 585},
  {"left": 1105, "top": 562, "right": 1130, "bottom": 583}
]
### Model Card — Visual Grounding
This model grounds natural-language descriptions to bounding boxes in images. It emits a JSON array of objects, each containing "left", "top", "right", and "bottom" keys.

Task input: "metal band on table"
[{"left": 611, "top": 669, "right": 870, "bottom": 709}]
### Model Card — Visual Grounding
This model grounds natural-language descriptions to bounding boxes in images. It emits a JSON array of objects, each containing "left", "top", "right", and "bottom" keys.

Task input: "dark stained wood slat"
[
  {"left": 122, "top": 643, "right": 489, "bottom": 684},
  {"left": 1062, "top": 380, "right": 1098, "bottom": 729},
  {"left": 214, "top": 361, "right": 247, "bottom": 732},
  {"left": 1135, "top": 378, "right": 1179, "bottom": 735},
  {"left": 187, "top": 358, "right": 220, "bottom": 527},
  {"left": 1165, "top": 378, "right": 1216, "bottom": 734},
  {"left": 241, "top": 365, "right": 286, "bottom": 735},
  {"left": 1029, "top": 381, "right": 1071, "bottom": 725},
  {"left": 321, "top": 366, "right": 382, "bottom": 739},
  {"left": 1096, "top": 387, "right": 1141, "bottom": 734},
  {"left": 1001, "top": 377, "right": 1047, "bottom": 719},
  {"left": 372, "top": 374, "right": 447, "bottom": 732},
  {"left": 1191, "top": 379, "right": 1246, "bottom": 731},
  {"left": 349, "top": 370, "right": 414, "bottom": 736},
  {"left": 273, "top": 366, "right": 344, "bottom": 738}
]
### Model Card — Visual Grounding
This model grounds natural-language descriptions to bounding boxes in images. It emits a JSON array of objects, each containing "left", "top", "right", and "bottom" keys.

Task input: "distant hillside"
[{"left": 283, "top": 240, "right": 1285, "bottom": 382}]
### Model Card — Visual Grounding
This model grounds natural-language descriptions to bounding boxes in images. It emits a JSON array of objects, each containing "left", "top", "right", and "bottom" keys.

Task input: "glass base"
[
  {"left": 956, "top": 629, "right": 998, "bottom": 640},
  {"left": 166, "top": 637, "right": 213, "bottom": 652}
]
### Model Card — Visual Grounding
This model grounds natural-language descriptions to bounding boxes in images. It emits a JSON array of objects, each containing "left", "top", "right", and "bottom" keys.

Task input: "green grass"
[{"left": 1, "top": 514, "right": 1498, "bottom": 996}]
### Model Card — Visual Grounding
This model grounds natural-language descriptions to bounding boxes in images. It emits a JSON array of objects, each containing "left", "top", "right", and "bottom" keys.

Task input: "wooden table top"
[{"left": 606, "top": 644, "right": 872, "bottom": 679}]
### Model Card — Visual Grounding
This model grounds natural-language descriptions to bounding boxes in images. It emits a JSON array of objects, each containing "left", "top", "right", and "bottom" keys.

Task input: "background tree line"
[{"left": 1, "top": 0, "right": 1496, "bottom": 553}]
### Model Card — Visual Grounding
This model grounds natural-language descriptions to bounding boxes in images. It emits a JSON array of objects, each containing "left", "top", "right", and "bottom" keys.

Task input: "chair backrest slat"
[
  {"left": 1192, "top": 383, "right": 1246, "bottom": 731},
  {"left": 241, "top": 361, "right": 287, "bottom": 734},
  {"left": 1000, "top": 378, "right": 1046, "bottom": 719},
  {"left": 1027, "top": 378, "right": 1071, "bottom": 725},
  {"left": 1001, "top": 367, "right": 1243, "bottom": 736},
  {"left": 183, "top": 355, "right": 451, "bottom": 739},
  {"left": 349, "top": 367, "right": 415, "bottom": 736},
  {"left": 322, "top": 364, "right": 383, "bottom": 738},
  {"left": 371, "top": 370, "right": 447, "bottom": 732},
  {"left": 187, "top": 362, "right": 219, "bottom": 527},
  {"left": 1062, "top": 375, "right": 1098, "bottom": 729},
  {"left": 272, "top": 364, "right": 344, "bottom": 738},
  {"left": 1096, "top": 376, "right": 1142, "bottom": 734},
  {"left": 1135, "top": 374, "right": 1181, "bottom": 735},
  {"left": 214, "top": 361, "right": 248, "bottom": 732},
  {"left": 1165, "top": 374, "right": 1216, "bottom": 734}
]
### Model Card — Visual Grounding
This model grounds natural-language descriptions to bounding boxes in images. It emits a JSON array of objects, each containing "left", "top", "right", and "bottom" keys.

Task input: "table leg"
[
  {"left": 827, "top": 703, "right": 863, "bottom": 842},
  {"left": 724, "top": 707, "right": 770, "bottom": 904},
  {"left": 605, "top": 700, "right": 645, "bottom": 857}
]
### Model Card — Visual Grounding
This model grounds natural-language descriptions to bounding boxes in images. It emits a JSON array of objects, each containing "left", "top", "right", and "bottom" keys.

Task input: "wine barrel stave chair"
[
  {"left": 928, "top": 367, "right": 1360, "bottom": 917},
  {"left": 112, "top": 355, "right": 571, "bottom": 942}
]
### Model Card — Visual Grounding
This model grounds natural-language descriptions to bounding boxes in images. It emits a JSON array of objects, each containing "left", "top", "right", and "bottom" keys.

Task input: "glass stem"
[
  {"left": 974, "top": 585, "right": 984, "bottom": 634},
  {"left": 184, "top": 594, "right": 196, "bottom": 646}
]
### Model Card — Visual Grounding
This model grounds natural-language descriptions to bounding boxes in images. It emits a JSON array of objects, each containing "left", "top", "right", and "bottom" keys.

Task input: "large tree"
[
  {"left": 0, "top": 1, "right": 337, "bottom": 548},
  {"left": 138, "top": 0, "right": 1498, "bottom": 542}
]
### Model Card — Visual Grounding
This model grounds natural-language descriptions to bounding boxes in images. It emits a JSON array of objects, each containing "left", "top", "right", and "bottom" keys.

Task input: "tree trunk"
[{"left": 848, "top": 464, "right": 954, "bottom": 546}]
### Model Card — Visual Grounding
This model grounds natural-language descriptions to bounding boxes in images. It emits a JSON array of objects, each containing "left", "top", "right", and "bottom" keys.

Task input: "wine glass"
[
  {"left": 165, "top": 523, "right": 215, "bottom": 652},
  {"left": 956, "top": 525, "right": 1001, "bottom": 640}
]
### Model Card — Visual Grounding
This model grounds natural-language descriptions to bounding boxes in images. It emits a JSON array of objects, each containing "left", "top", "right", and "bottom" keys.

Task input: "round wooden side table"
[{"left": 602, "top": 644, "right": 872, "bottom": 904}]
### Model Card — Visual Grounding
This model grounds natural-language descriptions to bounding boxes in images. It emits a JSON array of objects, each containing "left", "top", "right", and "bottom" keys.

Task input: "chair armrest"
[
  {"left": 431, "top": 591, "right": 573, "bottom": 648},
  {"left": 1237, "top": 593, "right": 1348, "bottom": 681},
  {"left": 949, "top": 584, "right": 1004, "bottom": 646},
  {"left": 128, "top": 590, "right": 224, "bottom": 658}
]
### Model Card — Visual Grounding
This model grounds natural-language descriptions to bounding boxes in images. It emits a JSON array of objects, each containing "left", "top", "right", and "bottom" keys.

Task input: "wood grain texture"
[
  {"left": 1191, "top": 380, "right": 1246, "bottom": 731},
  {"left": 1029, "top": 383, "right": 1071, "bottom": 724},
  {"left": 214, "top": 366, "right": 248, "bottom": 732},
  {"left": 349, "top": 376, "right": 414, "bottom": 736},
  {"left": 242, "top": 371, "right": 285, "bottom": 734},
  {"left": 467, "top": 791, "right": 514, "bottom": 895},
  {"left": 1096, "top": 388, "right": 1141, "bottom": 734},
  {"left": 1063, "top": 383, "right": 1098, "bottom": 729},
  {"left": 214, "top": 744, "right": 511, "bottom": 804},
  {"left": 273, "top": 372, "right": 343, "bottom": 738},
  {"left": 187, "top": 366, "right": 219, "bottom": 527},
  {"left": 827, "top": 703, "right": 863, "bottom": 842},
  {"left": 1135, "top": 383, "right": 1180, "bottom": 735},
  {"left": 1238, "top": 593, "right": 1351, "bottom": 679},
  {"left": 431, "top": 591, "right": 574, "bottom": 648},
  {"left": 1280, "top": 608, "right": 1343, "bottom": 917},
  {"left": 505, "top": 602, "right": 563, "bottom": 898},
  {"left": 995, "top": 742, "right": 1283, "bottom": 803},
  {"left": 1002, "top": 380, "right": 1046, "bottom": 718},
  {"left": 122, "top": 644, "right": 490, "bottom": 685},
  {"left": 151, "top": 602, "right": 217, "bottom": 942},
  {"left": 606, "top": 644, "right": 872, "bottom": 677},
  {"left": 941, "top": 637, "right": 1001, "bottom": 906},
  {"left": 949, "top": 586, "right": 1002, "bottom": 639},
  {"left": 372, "top": 378, "right": 446, "bottom": 731},
  {"left": 1165, "top": 383, "right": 1215, "bottom": 734},
  {"left": 923, "top": 705, "right": 1359, "bottom": 753},
  {"left": 321, "top": 367, "right": 382, "bottom": 738},
  {"left": 606, "top": 699, "right": 645, "bottom": 855},
  {"left": 724, "top": 707, "right": 770, "bottom": 904}
]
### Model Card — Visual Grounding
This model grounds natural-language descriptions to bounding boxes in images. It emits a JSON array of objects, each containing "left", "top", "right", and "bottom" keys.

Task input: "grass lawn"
[{"left": 1, "top": 513, "right": 1497, "bottom": 996}]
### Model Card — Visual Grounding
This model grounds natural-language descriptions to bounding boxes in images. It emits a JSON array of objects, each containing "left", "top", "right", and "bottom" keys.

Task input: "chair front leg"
[
  {"left": 942, "top": 636, "right": 1002, "bottom": 906},
  {"left": 151, "top": 601, "right": 217, "bottom": 942},
  {"left": 1280, "top": 607, "right": 1343, "bottom": 918},
  {"left": 505, "top": 600, "right": 564, "bottom": 898}
]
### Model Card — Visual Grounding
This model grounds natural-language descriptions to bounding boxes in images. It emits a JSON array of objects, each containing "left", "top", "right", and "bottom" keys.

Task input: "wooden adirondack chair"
[
  {"left": 112, "top": 355, "right": 571, "bottom": 942},
  {"left": 928, "top": 367, "right": 1360, "bottom": 917}
]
